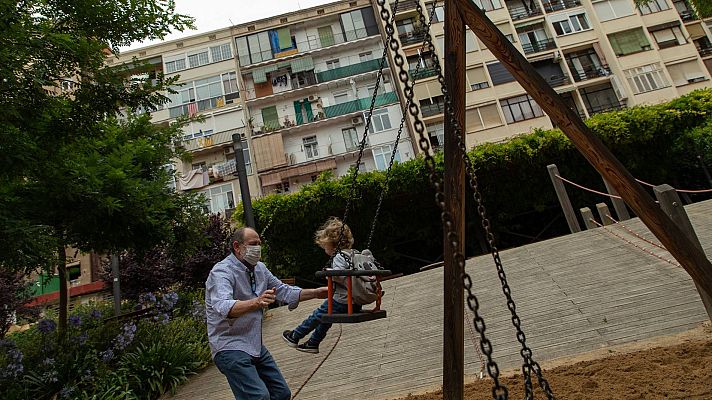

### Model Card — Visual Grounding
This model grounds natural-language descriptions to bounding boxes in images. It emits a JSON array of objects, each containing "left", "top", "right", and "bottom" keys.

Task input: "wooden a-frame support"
[{"left": 442, "top": 0, "right": 712, "bottom": 399}]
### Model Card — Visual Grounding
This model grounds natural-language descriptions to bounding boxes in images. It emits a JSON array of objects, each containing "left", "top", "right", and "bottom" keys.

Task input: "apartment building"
[
  {"left": 383, "top": 0, "right": 712, "bottom": 148},
  {"left": 113, "top": 0, "right": 415, "bottom": 214}
]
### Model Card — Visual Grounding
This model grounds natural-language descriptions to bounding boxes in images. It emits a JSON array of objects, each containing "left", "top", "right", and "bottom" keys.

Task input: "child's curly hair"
[{"left": 314, "top": 217, "right": 354, "bottom": 250}]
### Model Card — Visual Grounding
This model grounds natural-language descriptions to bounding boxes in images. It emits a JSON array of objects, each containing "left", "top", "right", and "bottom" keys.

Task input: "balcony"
[
  {"left": 239, "top": 26, "right": 380, "bottom": 68},
  {"left": 587, "top": 101, "right": 626, "bottom": 116},
  {"left": 570, "top": 65, "right": 611, "bottom": 82},
  {"left": 323, "top": 92, "right": 399, "bottom": 118},
  {"left": 315, "top": 59, "right": 385, "bottom": 83},
  {"left": 507, "top": 5, "right": 543, "bottom": 20},
  {"left": 545, "top": 74, "right": 571, "bottom": 87},
  {"left": 182, "top": 128, "right": 245, "bottom": 152},
  {"left": 521, "top": 38, "right": 556, "bottom": 54},
  {"left": 698, "top": 47, "right": 712, "bottom": 57},
  {"left": 421, "top": 101, "right": 445, "bottom": 117},
  {"left": 410, "top": 67, "right": 438, "bottom": 80},
  {"left": 392, "top": 0, "right": 419, "bottom": 13},
  {"left": 399, "top": 30, "right": 428, "bottom": 46},
  {"left": 169, "top": 93, "right": 240, "bottom": 118},
  {"left": 541, "top": 0, "right": 581, "bottom": 13}
]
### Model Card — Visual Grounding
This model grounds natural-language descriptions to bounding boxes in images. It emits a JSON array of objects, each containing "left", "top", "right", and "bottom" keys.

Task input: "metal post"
[
  {"left": 443, "top": 1, "right": 465, "bottom": 399},
  {"left": 547, "top": 164, "right": 581, "bottom": 233},
  {"left": 111, "top": 254, "right": 121, "bottom": 317},
  {"left": 653, "top": 185, "right": 712, "bottom": 321},
  {"left": 232, "top": 134, "right": 256, "bottom": 228}
]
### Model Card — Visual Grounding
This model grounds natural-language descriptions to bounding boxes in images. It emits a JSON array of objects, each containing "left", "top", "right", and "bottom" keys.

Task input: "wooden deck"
[{"left": 165, "top": 199, "right": 712, "bottom": 400}]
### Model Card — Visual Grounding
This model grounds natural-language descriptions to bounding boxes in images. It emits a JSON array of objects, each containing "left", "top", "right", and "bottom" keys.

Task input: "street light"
[{"left": 232, "top": 133, "right": 255, "bottom": 228}]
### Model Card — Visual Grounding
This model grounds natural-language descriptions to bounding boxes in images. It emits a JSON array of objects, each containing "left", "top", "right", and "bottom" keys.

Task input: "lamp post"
[{"left": 232, "top": 133, "right": 255, "bottom": 228}]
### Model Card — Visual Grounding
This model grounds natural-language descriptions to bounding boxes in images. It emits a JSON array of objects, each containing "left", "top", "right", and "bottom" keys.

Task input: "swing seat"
[{"left": 315, "top": 269, "right": 391, "bottom": 324}]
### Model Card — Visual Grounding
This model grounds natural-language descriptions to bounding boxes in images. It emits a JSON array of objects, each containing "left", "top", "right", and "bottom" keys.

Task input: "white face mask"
[{"left": 243, "top": 245, "right": 262, "bottom": 266}]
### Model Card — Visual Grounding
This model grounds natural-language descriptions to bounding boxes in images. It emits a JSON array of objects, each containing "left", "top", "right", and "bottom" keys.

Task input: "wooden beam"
[
  {"left": 547, "top": 164, "right": 581, "bottom": 233},
  {"left": 580, "top": 207, "right": 597, "bottom": 230},
  {"left": 453, "top": 0, "right": 712, "bottom": 297},
  {"left": 443, "top": 1, "right": 465, "bottom": 399},
  {"left": 603, "top": 178, "right": 631, "bottom": 220}
]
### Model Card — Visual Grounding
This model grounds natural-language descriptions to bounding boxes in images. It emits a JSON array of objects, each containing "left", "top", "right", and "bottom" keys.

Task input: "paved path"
[{"left": 165, "top": 200, "right": 712, "bottom": 400}]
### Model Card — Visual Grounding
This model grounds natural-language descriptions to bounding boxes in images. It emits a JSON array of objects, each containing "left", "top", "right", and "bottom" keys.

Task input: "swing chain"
[
  {"left": 416, "top": 2, "right": 554, "bottom": 398},
  {"left": 375, "top": 1, "right": 507, "bottom": 399},
  {"left": 366, "top": 1, "right": 440, "bottom": 250}
]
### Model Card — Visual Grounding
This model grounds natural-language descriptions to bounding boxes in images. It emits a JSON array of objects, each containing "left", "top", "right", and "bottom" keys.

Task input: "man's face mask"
[{"left": 243, "top": 245, "right": 261, "bottom": 266}]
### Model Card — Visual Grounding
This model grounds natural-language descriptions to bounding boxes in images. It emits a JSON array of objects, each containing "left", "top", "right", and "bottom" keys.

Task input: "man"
[{"left": 206, "top": 227, "right": 328, "bottom": 400}]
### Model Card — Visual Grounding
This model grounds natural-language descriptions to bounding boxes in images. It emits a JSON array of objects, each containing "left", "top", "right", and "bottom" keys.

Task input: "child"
[{"left": 282, "top": 217, "right": 361, "bottom": 353}]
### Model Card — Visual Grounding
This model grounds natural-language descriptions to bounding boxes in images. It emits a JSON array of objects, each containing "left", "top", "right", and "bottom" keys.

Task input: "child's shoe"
[
  {"left": 296, "top": 340, "right": 319, "bottom": 354},
  {"left": 282, "top": 330, "right": 298, "bottom": 348}
]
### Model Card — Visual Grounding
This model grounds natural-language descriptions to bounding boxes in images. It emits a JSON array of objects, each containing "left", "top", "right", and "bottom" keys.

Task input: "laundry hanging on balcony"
[{"left": 177, "top": 169, "right": 209, "bottom": 191}]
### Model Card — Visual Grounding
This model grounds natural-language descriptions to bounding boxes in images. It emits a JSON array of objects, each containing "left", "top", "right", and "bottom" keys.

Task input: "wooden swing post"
[
  {"left": 448, "top": 0, "right": 712, "bottom": 304},
  {"left": 443, "top": 1, "right": 466, "bottom": 399}
]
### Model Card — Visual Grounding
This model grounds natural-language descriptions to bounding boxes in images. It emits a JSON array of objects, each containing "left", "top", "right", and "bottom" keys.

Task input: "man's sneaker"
[
  {"left": 282, "top": 330, "right": 298, "bottom": 348},
  {"left": 296, "top": 341, "right": 319, "bottom": 354}
]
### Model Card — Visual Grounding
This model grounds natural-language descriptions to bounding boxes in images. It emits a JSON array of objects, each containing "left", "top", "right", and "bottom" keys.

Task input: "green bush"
[{"left": 235, "top": 89, "right": 712, "bottom": 280}]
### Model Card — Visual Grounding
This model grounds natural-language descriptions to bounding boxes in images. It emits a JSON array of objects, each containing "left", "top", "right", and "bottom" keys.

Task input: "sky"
[{"left": 125, "top": 0, "right": 340, "bottom": 51}]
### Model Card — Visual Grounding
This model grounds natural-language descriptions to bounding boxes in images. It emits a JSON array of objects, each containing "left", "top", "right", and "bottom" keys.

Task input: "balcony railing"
[
  {"left": 182, "top": 128, "right": 244, "bottom": 152},
  {"left": 421, "top": 101, "right": 445, "bottom": 117},
  {"left": 399, "top": 31, "right": 428, "bottom": 46},
  {"left": 541, "top": 0, "right": 581, "bottom": 13},
  {"left": 587, "top": 101, "right": 626, "bottom": 116},
  {"left": 544, "top": 74, "right": 571, "bottom": 87},
  {"left": 508, "top": 5, "right": 543, "bottom": 20},
  {"left": 238, "top": 26, "right": 380, "bottom": 67},
  {"left": 323, "top": 92, "right": 399, "bottom": 118},
  {"left": 698, "top": 47, "right": 712, "bottom": 57},
  {"left": 393, "top": 0, "right": 419, "bottom": 13},
  {"left": 678, "top": 9, "right": 698, "bottom": 21},
  {"left": 169, "top": 93, "right": 240, "bottom": 118},
  {"left": 570, "top": 65, "right": 610, "bottom": 82},
  {"left": 522, "top": 38, "right": 557, "bottom": 54},
  {"left": 315, "top": 59, "right": 385, "bottom": 83},
  {"left": 410, "top": 67, "right": 438, "bottom": 80}
]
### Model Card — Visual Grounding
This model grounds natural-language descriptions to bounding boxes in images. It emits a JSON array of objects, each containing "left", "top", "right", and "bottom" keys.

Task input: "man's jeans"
[
  {"left": 214, "top": 346, "right": 291, "bottom": 400},
  {"left": 291, "top": 299, "right": 362, "bottom": 345}
]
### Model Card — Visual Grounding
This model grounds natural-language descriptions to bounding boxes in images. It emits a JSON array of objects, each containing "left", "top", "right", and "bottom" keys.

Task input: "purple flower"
[
  {"left": 90, "top": 309, "right": 102, "bottom": 319},
  {"left": 74, "top": 332, "right": 89, "bottom": 346},
  {"left": 69, "top": 315, "right": 82, "bottom": 327},
  {"left": 59, "top": 386, "right": 75, "bottom": 398},
  {"left": 100, "top": 349, "right": 114, "bottom": 363},
  {"left": 0, "top": 343, "right": 24, "bottom": 379},
  {"left": 37, "top": 319, "right": 56, "bottom": 334},
  {"left": 113, "top": 322, "right": 137, "bottom": 351},
  {"left": 161, "top": 292, "right": 179, "bottom": 310}
]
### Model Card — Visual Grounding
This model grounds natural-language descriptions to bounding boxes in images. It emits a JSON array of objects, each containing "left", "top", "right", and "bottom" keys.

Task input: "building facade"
[
  {"left": 113, "top": 0, "right": 415, "bottom": 214},
  {"left": 383, "top": 0, "right": 712, "bottom": 149}
]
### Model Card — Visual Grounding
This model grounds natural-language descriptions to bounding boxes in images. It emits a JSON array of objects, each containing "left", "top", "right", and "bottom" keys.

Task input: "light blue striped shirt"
[{"left": 205, "top": 253, "right": 302, "bottom": 358}]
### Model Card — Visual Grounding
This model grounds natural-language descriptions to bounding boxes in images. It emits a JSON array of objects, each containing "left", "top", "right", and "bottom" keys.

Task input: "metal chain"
[
  {"left": 366, "top": 1, "right": 440, "bottom": 249},
  {"left": 375, "top": 1, "right": 507, "bottom": 399},
  {"left": 415, "top": 2, "right": 554, "bottom": 398}
]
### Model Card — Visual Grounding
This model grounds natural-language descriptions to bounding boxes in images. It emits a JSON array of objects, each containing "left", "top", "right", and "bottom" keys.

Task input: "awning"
[
  {"left": 687, "top": 23, "right": 707, "bottom": 39},
  {"left": 291, "top": 56, "right": 314, "bottom": 73},
  {"left": 253, "top": 68, "right": 267, "bottom": 84}
]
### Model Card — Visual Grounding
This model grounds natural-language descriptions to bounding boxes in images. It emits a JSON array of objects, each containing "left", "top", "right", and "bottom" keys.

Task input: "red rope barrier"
[
  {"left": 554, "top": 175, "right": 622, "bottom": 199},
  {"left": 589, "top": 218, "right": 681, "bottom": 268},
  {"left": 634, "top": 178, "right": 712, "bottom": 194}
]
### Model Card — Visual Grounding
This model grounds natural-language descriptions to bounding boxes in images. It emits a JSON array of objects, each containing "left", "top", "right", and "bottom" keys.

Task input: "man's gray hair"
[{"left": 231, "top": 227, "right": 257, "bottom": 245}]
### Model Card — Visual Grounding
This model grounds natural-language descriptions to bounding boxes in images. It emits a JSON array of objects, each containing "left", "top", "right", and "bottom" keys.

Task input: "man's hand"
[{"left": 255, "top": 288, "right": 276, "bottom": 308}]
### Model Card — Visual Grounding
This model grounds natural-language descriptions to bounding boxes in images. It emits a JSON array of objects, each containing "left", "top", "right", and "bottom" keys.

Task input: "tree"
[
  {"left": 0, "top": 270, "right": 38, "bottom": 338},
  {"left": 0, "top": 0, "right": 202, "bottom": 333}
]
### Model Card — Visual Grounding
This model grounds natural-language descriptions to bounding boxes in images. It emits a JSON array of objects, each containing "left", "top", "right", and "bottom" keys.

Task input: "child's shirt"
[{"left": 329, "top": 250, "right": 351, "bottom": 305}]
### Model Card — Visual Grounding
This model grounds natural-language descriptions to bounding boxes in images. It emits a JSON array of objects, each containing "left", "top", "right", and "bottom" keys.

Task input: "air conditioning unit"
[
  {"left": 307, "top": 94, "right": 319, "bottom": 102},
  {"left": 289, "top": 153, "right": 297, "bottom": 165},
  {"left": 351, "top": 116, "right": 364, "bottom": 125},
  {"left": 224, "top": 147, "right": 234, "bottom": 155}
]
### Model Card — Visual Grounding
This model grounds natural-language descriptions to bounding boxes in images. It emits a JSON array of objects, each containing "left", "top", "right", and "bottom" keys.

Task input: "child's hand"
[{"left": 315, "top": 287, "right": 329, "bottom": 299}]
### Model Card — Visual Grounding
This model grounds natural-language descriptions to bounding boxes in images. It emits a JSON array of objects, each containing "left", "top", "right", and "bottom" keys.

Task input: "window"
[
  {"left": 222, "top": 72, "right": 239, "bottom": 97},
  {"left": 326, "top": 59, "right": 341, "bottom": 69},
  {"left": 466, "top": 31, "right": 479, "bottom": 53},
  {"left": 649, "top": 22, "right": 687, "bottom": 49},
  {"left": 427, "top": 123, "right": 444, "bottom": 148},
  {"left": 343, "top": 127, "right": 360, "bottom": 151},
  {"left": 396, "top": 18, "right": 416, "bottom": 36},
  {"left": 276, "top": 181, "right": 291, "bottom": 193},
  {"left": 592, "top": 0, "right": 635, "bottom": 21},
  {"left": 431, "top": 4, "right": 445, "bottom": 22},
  {"left": 183, "top": 129, "right": 213, "bottom": 141},
  {"left": 359, "top": 51, "right": 373, "bottom": 62},
  {"left": 487, "top": 62, "right": 515, "bottom": 85},
  {"left": 607, "top": 28, "right": 652, "bottom": 56},
  {"left": 164, "top": 55, "right": 186, "bottom": 73},
  {"left": 341, "top": 8, "right": 377, "bottom": 40},
  {"left": 166, "top": 73, "right": 240, "bottom": 117},
  {"left": 466, "top": 66, "right": 490, "bottom": 90},
  {"left": 466, "top": 104, "right": 502, "bottom": 131},
  {"left": 436, "top": 35, "right": 445, "bottom": 54},
  {"left": 202, "top": 183, "right": 235, "bottom": 214},
  {"left": 368, "top": 108, "right": 392, "bottom": 132},
  {"left": 500, "top": 94, "right": 544, "bottom": 123},
  {"left": 667, "top": 61, "right": 707, "bottom": 86},
  {"left": 638, "top": 0, "right": 669, "bottom": 14},
  {"left": 188, "top": 50, "right": 210, "bottom": 68},
  {"left": 192, "top": 161, "right": 207, "bottom": 171},
  {"left": 235, "top": 31, "right": 273, "bottom": 65},
  {"left": 372, "top": 144, "right": 401, "bottom": 171},
  {"left": 473, "top": 0, "right": 503, "bottom": 11},
  {"left": 551, "top": 13, "right": 591, "bottom": 35},
  {"left": 210, "top": 43, "right": 233, "bottom": 62},
  {"left": 334, "top": 91, "right": 350, "bottom": 104},
  {"left": 303, "top": 136, "right": 319, "bottom": 158},
  {"left": 624, "top": 63, "right": 670, "bottom": 93}
]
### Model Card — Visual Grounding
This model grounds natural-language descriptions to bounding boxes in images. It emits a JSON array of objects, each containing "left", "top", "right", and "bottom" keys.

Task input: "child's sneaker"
[
  {"left": 296, "top": 341, "right": 319, "bottom": 354},
  {"left": 282, "top": 330, "right": 298, "bottom": 348}
]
